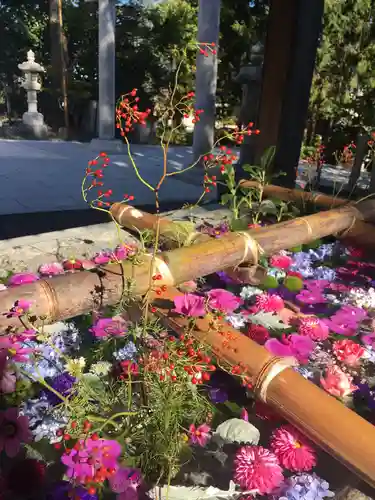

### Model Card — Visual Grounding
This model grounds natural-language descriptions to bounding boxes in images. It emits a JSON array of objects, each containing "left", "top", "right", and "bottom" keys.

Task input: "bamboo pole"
[
  {"left": 1, "top": 201, "right": 375, "bottom": 333},
  {"left": 153, "top": 286, "right": 375, "bottom": 488},
  {"left": 238, "top": 181, "right": 375, "bottom": 248}
]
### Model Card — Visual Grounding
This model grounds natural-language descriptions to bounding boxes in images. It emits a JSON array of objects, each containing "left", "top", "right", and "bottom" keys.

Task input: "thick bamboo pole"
[
  {"left": 1, "top": 201, "right": 375, "bottom": 333},
  {"left": 238, "top": 181, "right": 375, "bottom": 248},
  {"left": 154, "top": 287, "right": 375, "bottom": 488}
]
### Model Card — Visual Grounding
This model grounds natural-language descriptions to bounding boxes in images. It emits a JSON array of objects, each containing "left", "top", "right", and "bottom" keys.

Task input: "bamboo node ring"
[
  {"left": 254, "top": 356, "right": 298, "bottom": 403},
  {"left": 38, "top": 279, "right": 60, "bottom": 321},
  {"left": 298, "top": 217, "right": 314, "bottom": 238},
  {"left": 237, "top": 231, "right": 265, "bottom": 266}
]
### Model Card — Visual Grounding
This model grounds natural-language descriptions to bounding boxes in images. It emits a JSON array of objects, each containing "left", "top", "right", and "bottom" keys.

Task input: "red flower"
[
  {"left": 332, "top": 339, "right": 364, "bottom": 366},
  {"left": 270, "top": 255, "right": 293, "bottom": 270},
  {"left": 246, "top": 324, "right": 269, "bottom": 345}
]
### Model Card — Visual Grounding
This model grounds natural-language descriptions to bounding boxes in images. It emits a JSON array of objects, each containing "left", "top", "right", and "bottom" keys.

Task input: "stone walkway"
[{"left": 0, "top": 139, "right": 370, "bottom": 216}]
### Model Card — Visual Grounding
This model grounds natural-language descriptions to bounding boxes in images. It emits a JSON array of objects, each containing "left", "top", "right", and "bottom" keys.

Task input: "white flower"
[
  {"left": 348, "top": 287, "right": 375, "bottom": 309},
  {"left": 65, "top": 357, "right": 86, "bottom": 376},
  {"left": 240, "top": 286, "right": 263, "bottom": 300},
  {"left": 90, "top": 361, "right": 112, "bottom": 376},
  {"left": 226, "top": 313, "right": 247, "bottom": 329}
]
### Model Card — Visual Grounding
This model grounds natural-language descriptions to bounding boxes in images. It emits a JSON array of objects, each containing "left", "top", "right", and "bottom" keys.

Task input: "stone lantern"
[{"left": 18, "top": 50, "right": 47, "bottom": 137}]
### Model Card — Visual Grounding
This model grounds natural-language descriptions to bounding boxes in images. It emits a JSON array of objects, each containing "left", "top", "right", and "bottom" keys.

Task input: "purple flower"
[
  {"left": 207, "top": 289, "right": 242, "bottom": 313},
  {"left": 7, "top": 273, "right": 39, "bottom": 286},
  {"left": 173, "top": 293, "right": 206, "bottom": 317},
  {"left": 265, "top": 334, "right": 315, "bottom": 364},
  {"left": 209, "top": 387, "right": 228, "bottom": 403},
  {"left": 43, "top": 373, "right": 76, "bottom": 406},
  {"left": 275, "top": 472, "right": 334, "bottom": 500},
  {"left": 296, "top": 289, "right": 326, "bottom": 305},
  {"left": 321, "top": 318, "right": 357, "bottom": 336},
  {"left": 47, "top": 481, "right": 98, "bottom": 500},
  {"left": 90, "top": 316, "right": 128, "bottom": 338}
]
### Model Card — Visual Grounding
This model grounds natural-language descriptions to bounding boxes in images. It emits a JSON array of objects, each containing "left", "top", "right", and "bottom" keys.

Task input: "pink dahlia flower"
[
  {"left": 252, "top": 293, "right": 284, "bottom": 313},
  {"left": 7, "top": 273, "right": 39, "bottom": 287},
  {"left": 189, "top": 423, "right": 211, "bottom": 447},
  {"left": 90, "top": 316, "right": 128, "bottom": 338},
  {"left": 298, "top": 316, "right": 329, "bottom": 341},
  {"left": 270, "top": 255, "right": 293, "bottom": 269},
  {"left": 173, "top": 293, "right": 206, "bottom": 317},
  {"left": 207, "top": 289, "right": 243, "bottom": 313},
  {"left": 38, "top": 262, "right": 64, "bottom": 276},
  {"left": 270, "top": 424, "right": 316, "bottom": 472},
  {"left": 320, "top": 366, "right": 357, "bottom": 398},
  {"left": 0, "top": 407, "right": 32, "bottom": 457},
  {"left": 332, "top": 339, "right": 364, "bottom": 366},
  {"left": 233, "top": 446, "right": 284, "bottom": 494}
]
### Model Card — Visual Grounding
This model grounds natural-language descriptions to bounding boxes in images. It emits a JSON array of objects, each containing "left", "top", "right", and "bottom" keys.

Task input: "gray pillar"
[
  {"left": 98, "top": 0, "right": 116, "bottom": 140},
  {"left": 193, "top": 0, "right": 221, "bottom": 161}
]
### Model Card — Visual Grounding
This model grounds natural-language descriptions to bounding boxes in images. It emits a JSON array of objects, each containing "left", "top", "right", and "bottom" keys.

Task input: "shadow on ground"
[{"left": 0, "top": 202, "right": 187, "bottom": 240}]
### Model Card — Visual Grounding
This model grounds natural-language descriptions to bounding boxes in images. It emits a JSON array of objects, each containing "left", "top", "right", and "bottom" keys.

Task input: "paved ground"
[{"left": 0, "top": 140, "right": 210, "bottom": 215}]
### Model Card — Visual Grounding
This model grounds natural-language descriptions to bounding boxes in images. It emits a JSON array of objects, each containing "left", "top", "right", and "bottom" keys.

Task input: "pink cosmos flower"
[
  {"left": 0, "top": 407, "right": 32, "bottom": 457},
  {"left": 270, "top": 255, "right": 293, "bottom": 269},
  {"left": 0, "top": 338, "right": 34, "bottom": 363},
  {"left": 113, "top": 244, "right": 136, "bottom": 261},
  {"left": 173, "top": 294, "right": 206, "bottom": 317},
  {"left": 61, "top": 438, "right": 122, "bottom": 483},
  {"left": 90, "top": 316, "right": 128, "bottom": 338},
  {"left": 320, "top": 366, "right": 357, "bottom": 398},
  {"left": 14, "top": 329, "right": 37, "bottom": 342},
  {"left": 298, "top": 316, "right": 329, "bottom": 341},
  {"left": 233, "top": 446, "right": 284, "bottom": 494},
  {"left": 251, "top": 293, "right": 284, "bottom": 313},
  {"left": 109, "top": 467, "right": 141, "bottom": 500},
  {"left": 38, "top": 262, "right": 65, "bottom": 276},
  {"left": 7, "top": 300, "right": 32, "bottom": 317},
  {"left": 270, "top": 425, "right": 316, "bottom": 472},
  {"left": 93, "top": 251, "right": 111, "bottom": 265},
  {"left": 265, "top": 334, "right": 314, "bottom": 364},
  {"left": 63, "top": 259, "right": 83, "bottom": 271},
  {"left": 0, "top": 350, "right": 16, "bottom": 393},
  {"left": 7, "top": 273, "right": 39, "bottom": 287},
  {"left": 207, "top": 289, "right": 243, "bottom": 313},
  {"left": 332, "top": 339, "right": 364, "bottom": 366},
  {"left": 189, "top": 423, "right": 211, "bottom": 447},
  {"left": 296, "top": 289, "right": 326, "bottom": 305}
]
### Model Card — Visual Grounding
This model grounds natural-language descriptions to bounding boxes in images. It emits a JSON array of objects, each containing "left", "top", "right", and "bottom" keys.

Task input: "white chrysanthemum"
[
  {"left": 349, "top": 287, "right": 375, "bottom": 309},
  {"left": 90, "top": 361, "right": 112, "bottom": 376},
  {"left": 240, "top": 286, "right": 263, "bottom": 300},
  {"left": 65, "top": 357, "right": 86, "bottom": 377}
]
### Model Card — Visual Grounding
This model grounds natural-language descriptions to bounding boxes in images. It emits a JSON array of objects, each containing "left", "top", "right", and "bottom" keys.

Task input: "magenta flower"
[
  {"left": 335, "top": 305, "right": 367, "bottom": 322},
  {"left": 93, "top": 251, "right": 111, "bottom": 265},
  {"left": 38, "top": 262, "right": 65, "bottom": 276},
  {"left": 7, "top": 300, "right": 32, "bottom": 317},
  {"left": 304, "top": 279, "right": 329, "bottom": 291},
  {"left": 61, "top": 438, "right": 122, "bottom": 483},
  {"left": 0, "top": 350, "right": 16, "bottom": 393},
  {"left": 14, "top": 329, "right": 37, "bottom": 342},
  {"left": 362, "top": 332, "right": 375, "bottom": 348},
  {"left": 0, "top": 338, "right": 34, "bottom": 362},
  {"left": 81, "top": 259, "right": 97, "bottom": 270},
  {"left": 173, "top": 294, "right": 206, "bottom": 317},
  {"left": 189, "top": 423, "right": 211, "bottom": 447},
  {"left": 207, "top": 289, "right": 243, "bottom": 313},
  {"left": 298, "top": 316, "right": 329, "bottom": 341},
  {"left": 265, "top": 334, "right": 315, "bottom": 364},
  {"left": 0, "top": 407, "right": 32, "bottom": 457},
  {"left": 113, "top": 244, "right": 132, "bottom": 261},
  {"left": 241, "top": 408, "right": 249, "bottom": 422},
  {"left": 90, "top": 316, "right": 128, "bottom": 338},
  {"left": 296, "top": 289, "right": 326, "bottom": 305},
  {"left": 321, "top": 318, "right": 357, "bottom": 336},
  {"left": 7, "top": 273, "right": 39, "bottom": 287},
  {"left": 109, "top": 466, "right": 141, "bottom": 500}
]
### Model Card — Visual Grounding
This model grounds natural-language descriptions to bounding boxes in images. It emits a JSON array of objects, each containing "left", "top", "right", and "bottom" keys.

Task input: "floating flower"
[
  {"left": 61, "top": 438, "right": 122, "bottom": 483},
  {"left": 296, "top": 290, "right": 326, "bottom": 305},
  {"left": 7, "top": 299, "right": 32, "bottom": 317},
  {"left": 43, "top": 372, "right": 76, "bottom": 406},
  {"left": 0, "top": 338, "right": 34, "bottom": 362},
  {"left": 90, "top": 316, "right": 128, "bottom": 338},
  {"left": 298, "top": 317, "right": 329, "bottom": 341},
  {"left": 252, "top": 293, "right": 284, "bottom": 313},
  {"left": 109, "top": 466, "right": 141, "bottom": 500},
  {"left": 332, "top": 339, "right": 364, "bottom": 366},
  {"left": 246, "top": 323, "right": 270, "bottom": 344},
  {"left": 270, "top": 255, "right": 293, "bottom": 269},
  {"left": 0, "top": 407, "right": 32, "bottom": 457},
  {"left": 189, "top": 423, "right": 211, "bottom": 447},
  {"left": 113, "top": 244, "right": 132, "bottom": 261},
  {"left": 321, "top": 317, "right": 357, "bottom": 336},
  {"left": 233, "top": 445, "right": 284, "bottom": 494},
  {"left": 38, "top": 262, "right": 65, "bottom": 276},
  {"left": 63, "top": 259, "right": 83, "bottom": 271},
  {"left": 265, "top": 335, "right": 314, "bottom": 364},
  {"left": 7, "top": 272, "right": 39, "bottom": 286},
  {"left": 276, "top": 473, "right": 334, "bottom": 500},
  {"left": 207, "top": 289, "right": 242, "bottom": 313},
  {"left": 270, "top": 424, "right": 316, "bottom": 471},
  {"left": 173, "top": 293, "right": 205, "bottom": 317},
  {"left": 92, "top": 251, "right": 111, "bottom": 265},
  {"left": 320, "top": 366, "right": 357, "bottom": 398}
]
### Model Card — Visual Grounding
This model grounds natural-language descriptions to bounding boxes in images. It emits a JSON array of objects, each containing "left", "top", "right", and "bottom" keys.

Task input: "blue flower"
[
  {"left": 276, "top": 473, "right": 334, "bottom": 500},
  {"left": 312, "top": 267, "right": 336, "bottom": 281},
  {"left": 308, "top": 244, "right": 335, "bottom": 262},
  {"left": 21, "top": 341, "right": 64, "bottom": 379},
  {"left": 113, "top": 341, "right": 138, "bottom": 361},
  {"left": 209, "top": 387, "right": 228, "bottom": 403}
]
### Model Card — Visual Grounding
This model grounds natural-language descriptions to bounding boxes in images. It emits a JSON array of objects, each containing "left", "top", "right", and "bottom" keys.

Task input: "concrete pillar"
[
  {"left": 192, "top": 0, "right": 221, "bottom": 162},
  {"left": 98, "top": 0, "right": 116, "bottom": 140}
]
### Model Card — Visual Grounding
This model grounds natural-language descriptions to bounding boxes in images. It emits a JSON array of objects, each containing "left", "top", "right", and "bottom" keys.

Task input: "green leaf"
[
  {"left": 249, "top": 311, "right": 289, "bottom": 330},
  {"left": 220, "top": 193, "right": 232, "bottom": 206}
]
